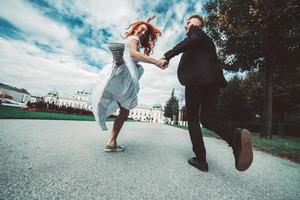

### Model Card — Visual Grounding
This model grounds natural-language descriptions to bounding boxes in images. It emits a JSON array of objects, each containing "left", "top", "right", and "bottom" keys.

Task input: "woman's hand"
[{"left": 156, "top": 58, "right": 168, "bottom": 69}]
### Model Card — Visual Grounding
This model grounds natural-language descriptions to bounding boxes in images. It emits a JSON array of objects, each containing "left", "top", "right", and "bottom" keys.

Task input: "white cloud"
[
  {"left": 0, "top": 0, "right": 81, "bottom": 54},
  {"left": 0, "top": 38, "right": 96, "bottom": 96},
  {"left": 174, "top": 1, "right": 189, "bottom": 20},
  {"left": 84, "top": 47, "right": 111, "bottom": 65},
  {"left": 195, "top": 1, "right": 203, "bottom": 13},
  {"left": 46, "top": 0, "right": 141, "bottom": 38}
]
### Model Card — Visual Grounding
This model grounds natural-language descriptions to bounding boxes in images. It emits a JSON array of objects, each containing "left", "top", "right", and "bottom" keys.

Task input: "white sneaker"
[{"left": 104, "top": 145, "right": 125, "bottom": 152}]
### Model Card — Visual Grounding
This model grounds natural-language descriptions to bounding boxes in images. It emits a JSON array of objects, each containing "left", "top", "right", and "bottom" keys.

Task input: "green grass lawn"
[
  {"left": 172, "top": 124, "right": 300, "bottom": 163},
  {"left": 251, "top": 134, "right": 300, "bottom": 163},
  {"left": 0, "top": 106, "right": 138, "bottom": 122},
  {"left": 0, "top": 106, "right": 97, "bottom": 121}
]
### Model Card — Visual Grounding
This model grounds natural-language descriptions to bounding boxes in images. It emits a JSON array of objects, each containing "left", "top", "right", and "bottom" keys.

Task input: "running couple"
[{"left": 90, "top": 15, "right": 253, "bottom": 172}]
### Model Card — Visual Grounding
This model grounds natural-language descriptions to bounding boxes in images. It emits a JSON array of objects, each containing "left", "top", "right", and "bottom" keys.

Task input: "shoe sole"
[
  {"left": 188, "top": 160, "right": 208, "bottom": 172},
  {"left": 236, "top": 129, "right": 253, "bottom": 171},
  {"left": 104, "top": 149, "right": 115, "bottom": 152},
  {"left": 104, "top": 148, "right": 125, "bottom": 153}
]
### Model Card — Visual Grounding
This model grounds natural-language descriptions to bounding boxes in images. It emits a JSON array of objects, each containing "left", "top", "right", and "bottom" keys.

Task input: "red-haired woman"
[{"left": 90, "top": 17, "right": 166, "bottom": 152}]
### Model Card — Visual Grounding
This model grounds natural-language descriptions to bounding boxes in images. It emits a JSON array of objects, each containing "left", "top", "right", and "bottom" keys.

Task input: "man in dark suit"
[{"left": 161, "top": 15, "right": 253, "bottom": 172}]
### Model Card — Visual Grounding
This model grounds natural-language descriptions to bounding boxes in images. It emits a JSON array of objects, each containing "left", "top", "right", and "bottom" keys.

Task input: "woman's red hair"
[{"left": 125, "top": 16, "right": 161, "bottom": 55}]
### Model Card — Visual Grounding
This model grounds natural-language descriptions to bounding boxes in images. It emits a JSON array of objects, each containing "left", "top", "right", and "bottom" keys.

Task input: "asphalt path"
[{"left": 0, "top": 120, "right": 299, "bottom": 200}]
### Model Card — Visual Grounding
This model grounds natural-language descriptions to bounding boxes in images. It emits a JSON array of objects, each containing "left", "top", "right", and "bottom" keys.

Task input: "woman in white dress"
[{"left": 90, "top": 17, "right": 166, "bottom": 152}]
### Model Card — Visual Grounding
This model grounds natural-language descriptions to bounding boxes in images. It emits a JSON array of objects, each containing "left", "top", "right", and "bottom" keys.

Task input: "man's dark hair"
[{"left": 188, "top": 15, "right": 205, "bottom": 28}]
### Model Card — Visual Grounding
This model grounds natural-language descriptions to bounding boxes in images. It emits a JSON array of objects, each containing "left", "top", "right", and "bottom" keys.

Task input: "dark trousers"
[{"left": 185, "top": 84, "right": 234, "bottom": 162}]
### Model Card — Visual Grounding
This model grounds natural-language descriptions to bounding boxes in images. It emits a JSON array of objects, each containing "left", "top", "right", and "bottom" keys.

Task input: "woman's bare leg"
[{"left": 107, "top": 107, "right": 129, "bottom": 147}]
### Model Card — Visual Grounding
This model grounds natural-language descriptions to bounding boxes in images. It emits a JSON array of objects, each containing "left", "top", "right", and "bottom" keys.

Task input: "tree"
[
  {"left": 240, "top": 70, "right": 264, "bottom": 119},
  {"left": 218, "top": 76, "right": 254, "bottom": 126},
  {"left": 204, "top": 0, "right": 300, "bottom": 138},
  {"left": 241, "top": 69, "right": 299, "bottom": 136},
  {"left": 164, "top": 89, "right": 179, "bottom": 121}
]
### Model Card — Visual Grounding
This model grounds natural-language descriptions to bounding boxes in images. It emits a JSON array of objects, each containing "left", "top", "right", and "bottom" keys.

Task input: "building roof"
[
  {"left": 153, "top": 103, "right": 162, "bottom": 109},
  {"left": 47, "top": 89, "right": 58, "bottom": 97},
  {"left": 76, "top": 90, "right": 91, "bottom": 95},
  {"left": 0, "top": 83, "right": 31, "bottom": 95}
]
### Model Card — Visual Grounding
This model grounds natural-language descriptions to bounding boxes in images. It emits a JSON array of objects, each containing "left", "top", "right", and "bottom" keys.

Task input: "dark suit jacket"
[{"left": 164, "top": 26, "right": 227, "bottom": 87}]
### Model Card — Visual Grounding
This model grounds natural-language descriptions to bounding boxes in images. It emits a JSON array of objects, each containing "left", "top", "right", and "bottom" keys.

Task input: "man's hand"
[{"left": 158, "top": 57, "right": 168, "bottom": 69}]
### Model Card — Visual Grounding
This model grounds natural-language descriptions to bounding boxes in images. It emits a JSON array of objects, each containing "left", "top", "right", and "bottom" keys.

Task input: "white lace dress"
[{"left": 89, "top": 35, "right": 144, "bottom": 131}]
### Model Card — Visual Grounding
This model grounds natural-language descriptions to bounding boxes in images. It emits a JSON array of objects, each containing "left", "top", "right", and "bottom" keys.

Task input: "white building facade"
[
  {"left": 128, "top": 105, "right": 164, "bottom": 123},
  {"left": 44, "top": 89, "right": 91, "bottom": 110},
  {"left": 44, "top": 89, "right": 165, "bottom": 123}
]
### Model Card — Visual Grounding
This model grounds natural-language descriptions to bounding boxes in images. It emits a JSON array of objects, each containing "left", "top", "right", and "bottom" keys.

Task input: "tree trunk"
[
  {"left": 172, "top": 114, "right": 177, "bottom": 125},
  {"left": 261, "top": 63, "right": 273, "bottom": 139}
]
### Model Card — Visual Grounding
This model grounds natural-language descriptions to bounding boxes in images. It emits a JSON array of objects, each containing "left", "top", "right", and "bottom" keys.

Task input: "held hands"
[{"left": 156, "top": 56, "right": 169, "bottom": 70}]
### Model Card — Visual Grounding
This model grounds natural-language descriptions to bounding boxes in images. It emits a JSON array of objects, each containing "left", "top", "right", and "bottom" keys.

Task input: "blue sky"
[{"left": 0, "top": 0, "right": 207, "bottom": 105}]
